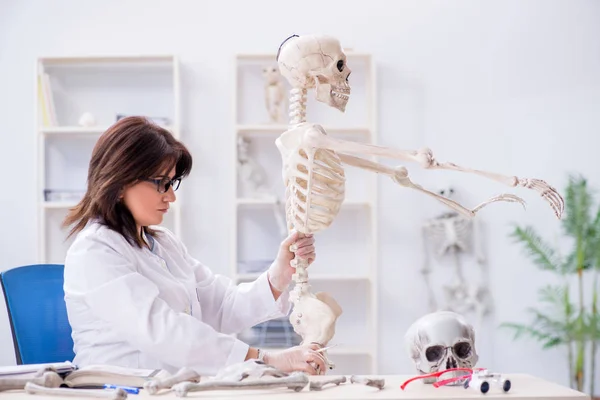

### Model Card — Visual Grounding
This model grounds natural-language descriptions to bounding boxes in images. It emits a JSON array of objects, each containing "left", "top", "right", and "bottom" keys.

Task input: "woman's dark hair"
[{"left": 63, "top": 116, "right": 192, "bottom": 248}]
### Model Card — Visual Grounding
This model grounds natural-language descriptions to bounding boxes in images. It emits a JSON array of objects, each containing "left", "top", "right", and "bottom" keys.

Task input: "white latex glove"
[
  {"left": 267, "top": 230, "right": 315, "bottom": 292},
  {"left": 263, "top": 344, "right": 326, "bottom": 375}
]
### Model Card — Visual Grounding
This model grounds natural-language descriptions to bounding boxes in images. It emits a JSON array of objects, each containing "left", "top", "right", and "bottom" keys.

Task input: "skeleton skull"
[
  {"left": 404, "top": 311, "right": 478, "bottom": 384},
  {"left": 262, "top": 65, "right": 280, "bottom": 85},
  {"left": 277, "top": 34, "right": 351, "bottom": 112}
]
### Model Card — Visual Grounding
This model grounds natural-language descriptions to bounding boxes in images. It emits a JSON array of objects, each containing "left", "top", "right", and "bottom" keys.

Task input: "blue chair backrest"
[{"left": 0, "top": 264, "right": 75, "bottom": 364}]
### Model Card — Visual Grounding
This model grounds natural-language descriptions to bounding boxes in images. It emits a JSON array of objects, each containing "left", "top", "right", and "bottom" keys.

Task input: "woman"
[{"left": 62, "top": 116, "right": 325, "bottom": 376}]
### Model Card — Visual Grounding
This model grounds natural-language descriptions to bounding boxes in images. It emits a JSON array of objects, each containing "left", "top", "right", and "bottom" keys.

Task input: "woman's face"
[{"left": 122, "top": 166, "right": 177, "bottom": 232}]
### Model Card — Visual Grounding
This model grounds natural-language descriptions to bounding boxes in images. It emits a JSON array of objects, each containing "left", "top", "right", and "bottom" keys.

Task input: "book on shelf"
[
  {"left": 0, "top": 362, "right": 170, "bottom": 388},
  {"left": 37, "top": 73, "right": 57, "bottom": 127}
]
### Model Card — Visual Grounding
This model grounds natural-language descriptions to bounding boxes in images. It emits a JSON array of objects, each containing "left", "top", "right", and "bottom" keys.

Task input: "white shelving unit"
[
  {"left": 232, "top": 51, "right": 378, "bottom": 375},
  {"left": 35, "top": 55, "right": 182, "bottom": 263}
]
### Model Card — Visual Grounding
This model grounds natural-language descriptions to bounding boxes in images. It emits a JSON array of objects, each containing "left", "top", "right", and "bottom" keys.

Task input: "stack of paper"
[{"left": 0, "top": 361, "right": 75, "bottom": 379}]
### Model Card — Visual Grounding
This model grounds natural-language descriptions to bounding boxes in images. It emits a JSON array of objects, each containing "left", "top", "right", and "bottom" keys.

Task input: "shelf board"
[
  {"left": 40, "top": 125, "right": 173, "bottom": 136},
  {"left": 42, "top": 201, "right": 78, "bottom": 209},
  {"left": 236, "top": 198, "right": 371, "bottom": 208},
  {"left": 41, "top": 126, "right": 105, "bottom": 136},
  {"left": 40, "top": 55, "right": 176, "bottom": 65},
  {"left": 236, "top": 124, "right": 371, "bottom": 136},
  {"left": 235, "top": 273, "right": 370, "bottom": 282}
]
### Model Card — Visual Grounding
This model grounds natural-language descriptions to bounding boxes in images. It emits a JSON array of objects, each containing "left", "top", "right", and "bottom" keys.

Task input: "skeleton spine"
[
  {"left": 288, "top": 88, "right": 307, "bottom": 126},
  {"left": 287, "top": 87, "right": 309, "bottom": 303}
]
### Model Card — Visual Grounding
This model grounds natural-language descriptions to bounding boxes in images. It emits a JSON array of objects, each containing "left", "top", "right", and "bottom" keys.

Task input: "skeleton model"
[
  {"left": 263, "top": 65, "right": 286, "bottom": 123},
  {"left": 237, "top": 136, "right": 287, "bottom": 238},
  {"left": 237, "top": 135, "right": 271, "bottom": 198},
  {"left": 421, "top": 186, "right": 492, "bottom": 324},
  {"left": 405, "top": 311, "right": 478, "bottom": 385},
  {"left": 273, "top": 32, "right": 563, "bottom": 370}
]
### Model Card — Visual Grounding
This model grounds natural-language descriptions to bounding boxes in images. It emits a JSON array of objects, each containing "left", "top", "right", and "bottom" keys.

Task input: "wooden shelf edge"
[
  {"left": 40, "top": 55, "right": 176, "bottom": 65},
  {"left": 40, "top": 125, "right": 173, "bottom": 135}
]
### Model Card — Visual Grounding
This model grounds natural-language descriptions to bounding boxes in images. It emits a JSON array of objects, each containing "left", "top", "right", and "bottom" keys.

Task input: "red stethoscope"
[{"left": 400, "top": 367, "right": 486, "bottom": 390}]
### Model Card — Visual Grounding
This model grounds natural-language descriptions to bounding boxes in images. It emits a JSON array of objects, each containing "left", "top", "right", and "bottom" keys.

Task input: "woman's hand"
[
  {"left": 263, "top": 344, "right": 326, "bottom": 375},
  {"left": 268, "top": 230, "right": 315, "bottom": 292}
]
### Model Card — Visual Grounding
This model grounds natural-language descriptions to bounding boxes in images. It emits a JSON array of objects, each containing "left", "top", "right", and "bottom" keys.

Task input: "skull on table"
[{"left": 404, "top": 311, "right": 478, "bottom": 384}]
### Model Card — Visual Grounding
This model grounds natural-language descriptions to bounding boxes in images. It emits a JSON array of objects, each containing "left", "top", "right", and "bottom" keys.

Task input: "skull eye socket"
[
  {"left": 425, "top": 345, "right": 446, "bottom": 362},
  {"left": 336, "top": 59, "right": 344, "bottom": 72},
  {"left": 453, "top": 342, "right": 472, "bottom": 359}
]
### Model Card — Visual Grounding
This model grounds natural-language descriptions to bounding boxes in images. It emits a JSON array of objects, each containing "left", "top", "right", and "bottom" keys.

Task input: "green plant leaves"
[
  {"left": 503, "top": 174, "right": 600, "bottom": 395},
  {"left": 509, "top": 225, "right": 563, "bottom": 273}
]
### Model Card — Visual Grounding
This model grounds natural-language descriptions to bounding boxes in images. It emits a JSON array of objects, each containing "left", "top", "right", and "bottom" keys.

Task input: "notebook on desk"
[
  {"left": 0, "top": 362, "right": 170, "bottom": 388},
  {"left": 61, "top": 364, "right": 170, "bottom": 388},
  {"left": 0, "top": 361, "right": 76, "bottom": 379}
]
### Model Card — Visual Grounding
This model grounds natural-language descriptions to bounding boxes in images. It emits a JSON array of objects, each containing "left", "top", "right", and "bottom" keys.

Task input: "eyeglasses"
[
  {"left": 400, "top": 367, "right": 480, "bottom": 390},
  {"left": 142, "top": 176, "right": 181, "bottom": 193}
]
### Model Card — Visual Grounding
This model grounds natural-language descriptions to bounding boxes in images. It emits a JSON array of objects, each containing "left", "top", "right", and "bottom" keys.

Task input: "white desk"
[{"left": 0, "top": 374, "right": 590, "bottom": 400}]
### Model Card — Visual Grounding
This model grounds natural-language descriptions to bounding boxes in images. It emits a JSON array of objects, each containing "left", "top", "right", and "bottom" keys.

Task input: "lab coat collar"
[{"left": 141, "top": 229, "right": 155, "bottom": 252}]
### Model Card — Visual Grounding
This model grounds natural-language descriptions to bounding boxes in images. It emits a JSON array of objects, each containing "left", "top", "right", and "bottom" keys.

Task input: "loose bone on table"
[{"left": 274, "top": 33, "right": 564, "bottom": 371}]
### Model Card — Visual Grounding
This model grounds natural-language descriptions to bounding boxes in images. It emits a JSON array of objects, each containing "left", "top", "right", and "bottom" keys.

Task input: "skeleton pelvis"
[{"left": 290, "top": 292, "right": 342, "bottom": 346}]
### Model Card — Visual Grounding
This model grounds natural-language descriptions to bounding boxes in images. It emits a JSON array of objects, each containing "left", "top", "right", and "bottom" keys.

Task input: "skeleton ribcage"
[
  {"left": 423, "top": 214, "right": 473, "bottom": 257},
  {"left": 284, "top": 147, "right": 346, "bottom": 234}
]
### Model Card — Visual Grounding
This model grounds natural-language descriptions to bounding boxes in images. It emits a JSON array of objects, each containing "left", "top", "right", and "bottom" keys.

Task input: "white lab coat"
[{"left": 63, "top": 220, "right": 291, "bottom": 375}]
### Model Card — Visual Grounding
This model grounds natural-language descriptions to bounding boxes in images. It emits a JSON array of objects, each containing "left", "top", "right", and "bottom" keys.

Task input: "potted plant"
[{"left": 501, "top": 174, "right": 600, "bottom": 397}]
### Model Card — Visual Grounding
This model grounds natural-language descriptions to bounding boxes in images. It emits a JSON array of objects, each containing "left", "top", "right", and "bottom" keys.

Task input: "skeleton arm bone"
[
  {"left": 307, "top": 128, "right": 564, "bottom": 219},
  {"left": 337, "top": 153, "right": 525, "bottom": 219}
]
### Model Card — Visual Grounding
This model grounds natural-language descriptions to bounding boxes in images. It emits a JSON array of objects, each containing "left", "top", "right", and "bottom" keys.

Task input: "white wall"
[{"left": 1, "top": 0, "right": 599, "bottom": 392}]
